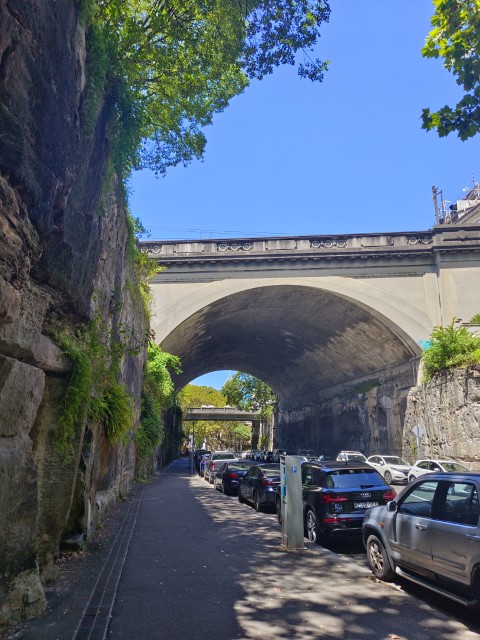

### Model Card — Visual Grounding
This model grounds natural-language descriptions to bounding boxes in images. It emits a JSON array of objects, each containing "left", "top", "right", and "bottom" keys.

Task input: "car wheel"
[
  {"left": 238, "top": 488, "right": 246, "bottom": 504},
  {"left": 367, "top": 534, "right": 394, "bottom": 581},
  {"left": 384, "top": 471, "right": 392, "bottom": 484},
  {"left": 254, "top": 491, "right": 264, "bottom": 512},
  {"left": 305, "top": 509, "right": 319, "bottom": 544},
  {"left": 409, "top": 474, "right": 416, "bottom": 483},
  {"left": 276, "top": 496, "right": 282, "bottom": 525}
]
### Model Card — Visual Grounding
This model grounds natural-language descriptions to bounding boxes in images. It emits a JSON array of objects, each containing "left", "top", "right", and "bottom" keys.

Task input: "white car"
[
  {"left": 367, "top": 455, "right": 411, "bottom": 485},
  {"left": 408, "top": 459, "right": 469, "bottom": 483}
]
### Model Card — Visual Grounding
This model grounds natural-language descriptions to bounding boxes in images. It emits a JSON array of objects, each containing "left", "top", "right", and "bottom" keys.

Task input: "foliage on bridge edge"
[{"left": 421, "top": 315, "right": 480, "bottom": 381}]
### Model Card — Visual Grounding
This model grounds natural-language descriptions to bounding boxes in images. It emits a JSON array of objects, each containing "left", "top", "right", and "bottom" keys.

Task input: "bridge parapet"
[{"left": 140, "top": 225, "right": 480, "bottom": 265}]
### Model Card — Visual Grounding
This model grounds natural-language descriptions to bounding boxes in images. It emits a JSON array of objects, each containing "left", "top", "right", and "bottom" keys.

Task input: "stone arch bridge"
[{"left": 140, "top": 225, "right": 480, "bottom": 456}]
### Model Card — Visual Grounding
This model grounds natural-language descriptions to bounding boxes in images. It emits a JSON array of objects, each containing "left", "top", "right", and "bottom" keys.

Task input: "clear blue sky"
[{"left": 129, "top": 0, "right": 478, "bottom": 390}]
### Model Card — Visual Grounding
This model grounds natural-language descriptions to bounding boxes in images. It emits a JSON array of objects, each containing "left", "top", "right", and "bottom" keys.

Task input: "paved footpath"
[{"left": 9, "top": 458, "right": 480, "bottom": 640}]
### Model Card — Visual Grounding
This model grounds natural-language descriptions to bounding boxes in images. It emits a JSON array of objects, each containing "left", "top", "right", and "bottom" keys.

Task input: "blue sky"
[{"left": 129, "top": 0, "right": 478, "bottom": 390}]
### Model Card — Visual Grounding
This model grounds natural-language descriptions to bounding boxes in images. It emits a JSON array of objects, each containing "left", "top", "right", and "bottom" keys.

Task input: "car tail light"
[
  {"left": 383, "top": 489, "right": 397, "bottom": 501},
  {"left": 228, "top": 472, "right": 238, "bottom": 479},
  {"left": 211, "top": 462, "right": 216, "bottom": 471},
  {"left": 262, "top": 478, "right": 273, "bottom": 486},
  {"left": 321, "top": 493, "right": 349, "bottom": 504}
]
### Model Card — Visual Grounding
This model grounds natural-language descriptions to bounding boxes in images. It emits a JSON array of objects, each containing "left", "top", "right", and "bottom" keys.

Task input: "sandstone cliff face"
[
  {"left": 0, "top": 0, "right": 147, "bottom": 623},
  {"left": 403, "top": 368, "right": 480, "bottom": 466},
  {"left": 276, "top": 363, "right": 413, "bottom": 458}
]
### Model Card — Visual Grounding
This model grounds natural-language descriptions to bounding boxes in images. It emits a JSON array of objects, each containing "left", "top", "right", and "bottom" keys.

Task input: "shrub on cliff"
[
  {"left": 422, "top": 317, "right": 480, "bottom": 381},
  {"left": 80, "top": 0, "right": 330, "bottom": 177}
]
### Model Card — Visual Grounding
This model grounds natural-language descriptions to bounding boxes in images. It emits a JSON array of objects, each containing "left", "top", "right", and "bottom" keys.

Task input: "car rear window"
[
  {"left": 326, "top": 469, "right": 386, "bottom": 489},
  {"left": 212, "top": 453, "right": 236, "bottom": 460},
  {"left": 230, "top": 462, "right": 252, "bottom": 470},
  {"left": 263, "top": 468, "right": 281, "bottom": 478}
]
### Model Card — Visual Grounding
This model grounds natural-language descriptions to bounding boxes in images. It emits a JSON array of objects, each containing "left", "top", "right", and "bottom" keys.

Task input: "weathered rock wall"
[
  {"left": 276, "top": 363, "right": 414, "bottom": 458},
  {"left": 0, "top": 0, "right": 148, "bottom": 623},
  {"left": 403, "top": 368, "right": 480, "bottom": 466}
]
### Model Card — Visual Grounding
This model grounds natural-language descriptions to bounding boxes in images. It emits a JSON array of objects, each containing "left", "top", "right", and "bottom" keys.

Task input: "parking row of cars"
[
  {"left": 336, "top": 450, "right": 470, "bottom": 485},
  {"left": 195, "top": 448, "right": 480, "bottom": 610}
]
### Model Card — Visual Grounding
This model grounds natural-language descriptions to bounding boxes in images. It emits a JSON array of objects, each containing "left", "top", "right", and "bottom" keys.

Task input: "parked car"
[
  {"left": 261, "top": 451, "right": 275, "bottom": 462},
  {"left": 204, "top": 451, "right": 238, "bottom": 483},
  {"left": 367, "top": 455, "right": 411, "bottom": 485},
  {"left": 194, "top": 449, "right": 210, "bottom": 472},
  {"left": 199, "top": 453, "right": 210, "bottom": 477},
  {"left": 408, "top": 459, "right": 469, "bottom": 483},
  {"left": 336, "top": 451, "right": 368, "bottom": 463},
  {"left": 238, "top": 463, "right": 281, "bottom": 512},
  {"left": 213, "top": 460, "right": 254, "bottom": 495},
  {"left": 363, "top": 472, "right": 480, "bottom": 607},
  {"left": 282, "top": 460, "right": 396, "bottom": 542}
]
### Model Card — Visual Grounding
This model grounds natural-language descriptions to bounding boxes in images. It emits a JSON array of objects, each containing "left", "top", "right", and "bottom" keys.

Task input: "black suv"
[{"left": 276, "top": 460, "right": 396, "bottom": 542}]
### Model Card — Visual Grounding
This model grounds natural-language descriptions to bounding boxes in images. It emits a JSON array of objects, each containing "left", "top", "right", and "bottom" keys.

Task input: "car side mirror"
[{"left": 386, "top": 500, "right": 397, "bottom": 512}]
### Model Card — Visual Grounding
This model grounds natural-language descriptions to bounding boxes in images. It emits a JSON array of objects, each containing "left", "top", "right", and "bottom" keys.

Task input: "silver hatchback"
[{"left": 362, "top": 472, "right": 480, "bottom": 607}]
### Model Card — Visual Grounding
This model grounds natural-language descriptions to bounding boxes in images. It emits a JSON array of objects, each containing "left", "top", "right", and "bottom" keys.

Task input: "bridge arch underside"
[{"left": 161, "top": 285, "right": 420, "bottom": 405}]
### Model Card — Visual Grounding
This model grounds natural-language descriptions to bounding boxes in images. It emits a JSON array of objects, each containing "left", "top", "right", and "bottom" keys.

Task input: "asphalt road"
[
  {"left": 108, "top": 459, "right": 480, "bottom": 639},
  {"left": 9, "top": 459, "right": 480, "bottom": 640}
]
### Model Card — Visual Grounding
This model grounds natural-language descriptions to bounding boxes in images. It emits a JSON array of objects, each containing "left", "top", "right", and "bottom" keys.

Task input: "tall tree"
[
  {"left": 222, "top": 372, "right": 276, "bottom": 414},
  {"left": 84, "top": 0, "right": 330, "bottom": 176},
  {"left": 421, "top": 0, "right": 480, "bottom": 139}
]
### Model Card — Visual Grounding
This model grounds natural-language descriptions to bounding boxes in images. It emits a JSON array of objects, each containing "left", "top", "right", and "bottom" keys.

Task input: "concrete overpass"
[
  {"left": 141, "top": 224, "right": 480, "bottom": 454},
  {"left": 184, "top": 407, "right": 261, "bottom": 422}
]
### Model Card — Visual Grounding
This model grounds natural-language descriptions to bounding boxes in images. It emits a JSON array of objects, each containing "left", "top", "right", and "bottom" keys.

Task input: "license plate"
[{"left": 354, "top": 501, "right": 378, "bottom": 509}]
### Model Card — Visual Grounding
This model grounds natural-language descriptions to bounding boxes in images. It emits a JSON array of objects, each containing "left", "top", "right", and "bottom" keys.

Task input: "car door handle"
[
  {"left": 465, "top": 534, "right": 480, "bottom": 542},
  {"left": 415, "top": 523, "right": 428, "bottom": 531}
]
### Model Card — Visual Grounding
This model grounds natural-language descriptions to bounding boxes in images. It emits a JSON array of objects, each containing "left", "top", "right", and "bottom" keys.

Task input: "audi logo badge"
[{"left": 360, "top": 493, "right": 372, "bottom": 498}]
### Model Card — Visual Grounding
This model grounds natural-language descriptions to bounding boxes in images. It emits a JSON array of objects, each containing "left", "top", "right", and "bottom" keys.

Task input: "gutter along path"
[{"left": 12, "top": 458, "right": 480, "bottom": 640}]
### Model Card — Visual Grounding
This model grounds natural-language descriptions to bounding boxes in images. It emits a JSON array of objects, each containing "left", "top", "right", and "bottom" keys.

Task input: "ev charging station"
[{"left": 280, "top": 455, "right": 306, "bottom": 550}]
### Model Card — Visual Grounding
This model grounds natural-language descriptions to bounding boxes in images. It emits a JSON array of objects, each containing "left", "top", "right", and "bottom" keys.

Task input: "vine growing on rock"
[
  {"left": 53, "top": 308, "right": 151, "bottom": 459},
  {"left": 136, "top": 343, "right": 182, "bottom": 460},
  {"left": 126, "top": 214, "right": 164, "bottom": 318}
]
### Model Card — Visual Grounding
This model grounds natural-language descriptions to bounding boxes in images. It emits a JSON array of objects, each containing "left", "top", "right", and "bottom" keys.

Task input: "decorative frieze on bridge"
[{"left": 139, "top": 226, "right": 479, "bottom": 268}]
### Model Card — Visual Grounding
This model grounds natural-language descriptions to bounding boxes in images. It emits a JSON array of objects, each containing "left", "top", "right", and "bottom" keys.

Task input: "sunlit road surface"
[{"left": 107, "top": 460, "right": 480, "bottom": 640}]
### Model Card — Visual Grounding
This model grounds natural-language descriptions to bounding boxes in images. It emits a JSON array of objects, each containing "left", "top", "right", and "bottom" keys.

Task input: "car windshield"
[
  {"left": 383, "top": 457, "right": 409, "bottom": 465},
  {"left": 441, "top": 462, "right": 469, "bottom": 472},
  {"left": 326, "top": 469, "right": 386, "bottom": 489},
  {"left": 348, "top": 454, "right": 367, "bottom": 462}
]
